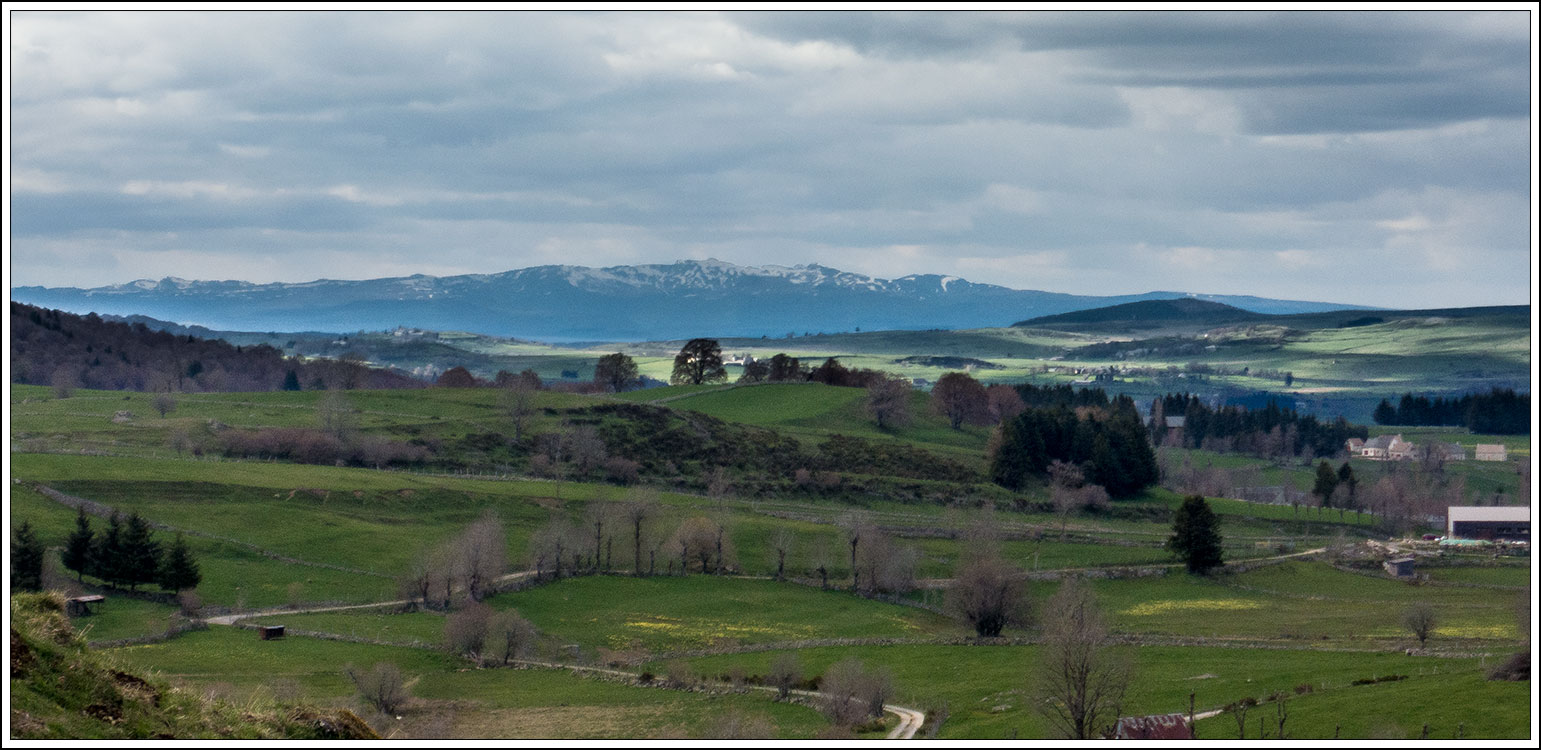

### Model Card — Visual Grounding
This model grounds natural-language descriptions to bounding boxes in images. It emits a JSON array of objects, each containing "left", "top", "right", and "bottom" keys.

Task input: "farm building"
[
  {"left": 1446, "top": 506, "right": 1530, "bottom": 542},
  {"left": 1383, "top": 557, "right": 1416, "bottom": 578},
  {"left": 1428, "top": 442, "right": 1467, "bottom": 461},
  {"left": 1475, "top": 444, "right": 1508, "bottom": 462},
  {"left": 1345, "top": 438, "right": 1364, "bottom": 454}
]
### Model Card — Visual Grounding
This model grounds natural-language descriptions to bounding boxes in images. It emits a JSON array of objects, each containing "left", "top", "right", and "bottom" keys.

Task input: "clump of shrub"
[
  {"left": 1350, "top": 674, "right": 1408, "bottom": 686},
  {"left": 1487, "top": 651, "right": 1529, "bottom": 682}
]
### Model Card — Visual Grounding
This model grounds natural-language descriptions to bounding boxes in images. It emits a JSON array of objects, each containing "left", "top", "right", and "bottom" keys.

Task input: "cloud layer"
[{"left": 8, "top": 10, "right": 1534, "bottom": 307}]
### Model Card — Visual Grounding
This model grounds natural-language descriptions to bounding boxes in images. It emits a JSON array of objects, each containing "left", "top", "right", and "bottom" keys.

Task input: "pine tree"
[
  {"left": 12, "top": 520, "right": 46, "bottom": 592},
  {"left": 94, "top": 513, "right": 126, "bottom": 588},
  {"left": 63, "top": 507, "right": 95, "bottom": 582},
  {"left": 1313, "top": 460, "right": 1339, "bottom": 507},
  {"left": 282, "top": 369, "right": 302, "bottom": 391},
  {"left": 1167, "top": 495, "right": 1223, "bottom": 575},
  {"left": 1336, "top": 462, "right": 1357, "bottom": 506},
  {"left": 159, "top": 533, "right": 202, "bottom": 593},
  {"left": 120, "top": 512, "right": 163, "bottom": 592}
]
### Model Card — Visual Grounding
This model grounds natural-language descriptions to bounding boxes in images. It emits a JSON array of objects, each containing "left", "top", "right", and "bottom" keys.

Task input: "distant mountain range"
[{"left": 11, "top": 259, "right": 1371, "bottom": 341}]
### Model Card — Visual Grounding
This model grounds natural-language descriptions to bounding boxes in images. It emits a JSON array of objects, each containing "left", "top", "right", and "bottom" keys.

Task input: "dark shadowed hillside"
[
  {"left": 1014, "top": 298, "right": 1268, "bottom": 328},
  {"left": 9, "top": 303, "right": 424, "bottom": 393}
]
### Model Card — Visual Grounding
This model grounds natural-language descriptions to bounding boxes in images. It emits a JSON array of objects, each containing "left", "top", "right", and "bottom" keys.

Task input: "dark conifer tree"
[
  {"left": 120, "top": 512, "right": 163, "bottom": 592},
  {"left": 11, "top": 520, "right": 46, "bottom": 592},
  {"left": 1167, "top": 495, "right": 1223, "bottom": 575},
  {"left": 63, "top": 507, "right": 95, "bottom": 582},
  {"left": 1313, "top": 461, "right": 1339, "bottom": 507},
  {"left": 159, "top": 533, "right": 202, "bottom": 593},
  {"left": 94, "top": 514, "right": 126, "bottom": 588}
]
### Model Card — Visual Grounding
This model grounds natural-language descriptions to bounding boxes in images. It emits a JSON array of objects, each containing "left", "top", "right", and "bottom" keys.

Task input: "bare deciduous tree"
[
  {"left": 316, "top": 388, "right": 357, "bottom": 442},
  {"left": 345, "top": 662, "right": 410, "bottom": 715},
  {"left": 444, "top": 601, "right": 493, "bottom": 657},
  {"left": 152, "top": 391, "right": 177, "bottom": 418},
  {"left": 819, "top": 658, "right": 892, "bottom": 728},
  {"left": 768, "top": 653, "right": 802, "bottom": 701},
  {"left": 1035, "top": 577, "right": 1130, "bottom": 739},
  {"left": 456, "top": 511, "right": 507, "bottom": 601},
  {"left": 529, "top": 517, "right": 579, "bottom": 580},
  {"left": 1402, "top": 601, "right": 1437, "bottom": 648},
  {"left": 499, "top": 376, "right": 538, "bottom": 444},
  {"left": 865, "top": 376, "right": 912, "bottom": 430},
  {"left": 481, "top": 609, "right": 538, "bottom": 665},
  {"left": 947, "top": 553, "right": 1029, "bottom": 637},
  {"left": 622, "top": 490, "right": 659, "bottom": 576},
  {"left": 670, "top": 516, "right": 723, "bottom": 574},
  {"left": 770, "top": 527, "right": 796, "bottom": 581}
]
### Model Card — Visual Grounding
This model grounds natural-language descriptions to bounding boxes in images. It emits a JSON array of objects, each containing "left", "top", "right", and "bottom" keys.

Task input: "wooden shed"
[
  {"left": 258, "top": 625, "right": 286, "bottom": 640},
  {"left": 65, "top": 595, "right": 105, "bottom": 617}
]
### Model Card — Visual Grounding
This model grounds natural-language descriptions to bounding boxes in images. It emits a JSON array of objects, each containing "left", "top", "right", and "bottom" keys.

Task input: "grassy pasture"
[
  {"left": 1094, "top": 562, "right": 1527, "bottom": 645},
  {"left": 677, "top": 643, "right": 1519, "bottom": 739},
  {"left": 1193, "top": 668, "right": 1530, "bottom": 740},
  {"left": 486, "top": 575, "right": 955, "bottom": 656},
  {"left": 104, "top": 627, "right": 829, "bottom": 739}
]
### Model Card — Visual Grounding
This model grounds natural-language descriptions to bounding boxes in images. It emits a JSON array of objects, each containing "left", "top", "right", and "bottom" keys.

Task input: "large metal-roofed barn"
[{"left": 1446, "top": 506, "right": 1530, "bottom": 542}]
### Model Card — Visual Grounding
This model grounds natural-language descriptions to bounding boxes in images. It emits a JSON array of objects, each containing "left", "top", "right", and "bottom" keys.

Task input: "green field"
[
  {"left": 676, "top": 643, "right": 1527, "bottom": 739},
  {"left": 105, "top": 628, "right": 830, "bottom": 739},
  {"left": 11, "top": 365, "right": 1534, "bottom": 739}
]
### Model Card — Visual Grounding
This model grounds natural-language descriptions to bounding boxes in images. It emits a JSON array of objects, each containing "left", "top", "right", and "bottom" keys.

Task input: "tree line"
[
  {"left": 1371, "top": 388, "right": 1529, "bottom": 434},
  {"left": 1149, "top": 393, "right": 1367, "bottom": 458},
  {"left": 11, "top": 302, "right": 421, "bottom": 394},
  {"left": 9, "top": 508, "right": 201, "bottom": 595}
]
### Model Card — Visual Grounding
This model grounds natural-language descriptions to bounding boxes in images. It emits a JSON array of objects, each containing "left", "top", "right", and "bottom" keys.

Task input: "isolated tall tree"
[
  {"left": 152, "top": 391, "right": 178, "bottom": 418},
  {"left": 345, "top": 662, "right": 410, "bottom": 715},
  {"left": 1036, "top": 577, "right": 1129, "bottom": 740},
  {"left": 63, "top": 507, "right": 95, "bottom": 582},
  {"left": 1336, "top": 462, "right": 1358, "bottom": 506},
  {"left": 1402, "top": 602, "right": 1437, "bottom": 648},
  {"left": 770, "top": 527, "right": 796, "bottom": 582},
  {"left": 1313, "top": 460, "right": 1339, "bottom": 507},
  {"left": 282, "top": 369, "right": 302, "bottom": 391},
  {"left": 931, "top": 372, "right": 990, "bottom": 429},
  {"left": 317, "top": 389, "right": 357, "bottom": 442},
  {"left": 499, "top": 375, "right": 538, "bottom": 444},
  {"left": 947, "top": 553, "right": 1029, "bottom": 637},
  {"left": 593, "top": 353, "right": 640, "bottom": 393},
  {"left": 11, "top": 520, "right": 45, "bottom": 592},
  {"left": 159, "top": 533, "right": 202, "bottom": 593},
  {"left": 866, "top": 376, "right": 912, "bottom": 430},
  {"left": 1167, "top": 495, "right": 1224, "bottom": 575},
  {"left": 670, "top": 338, "right": 727, "bottom": 386}
]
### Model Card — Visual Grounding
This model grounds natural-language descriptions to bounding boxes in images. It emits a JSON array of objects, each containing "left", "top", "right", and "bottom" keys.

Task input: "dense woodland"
[
  {"left": 1148, "top": 393, "right": 1367, "bottom": 458},
  {"left": 10, "top": 303, "right": 422, "bottom": 393},
  {"left": 1371, "top": 389, "right": 1530, "bottom": 435}
]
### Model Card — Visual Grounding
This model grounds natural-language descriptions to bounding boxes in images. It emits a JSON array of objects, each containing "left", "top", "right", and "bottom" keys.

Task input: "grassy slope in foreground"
[{"left": 9, "top": 592, "right": 377, "bottom": 740}]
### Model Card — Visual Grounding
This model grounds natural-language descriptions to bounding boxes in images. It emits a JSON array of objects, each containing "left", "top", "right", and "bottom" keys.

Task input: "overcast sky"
[{"left": 6, "top": 9, "right": 1536, "bottom": 307}]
